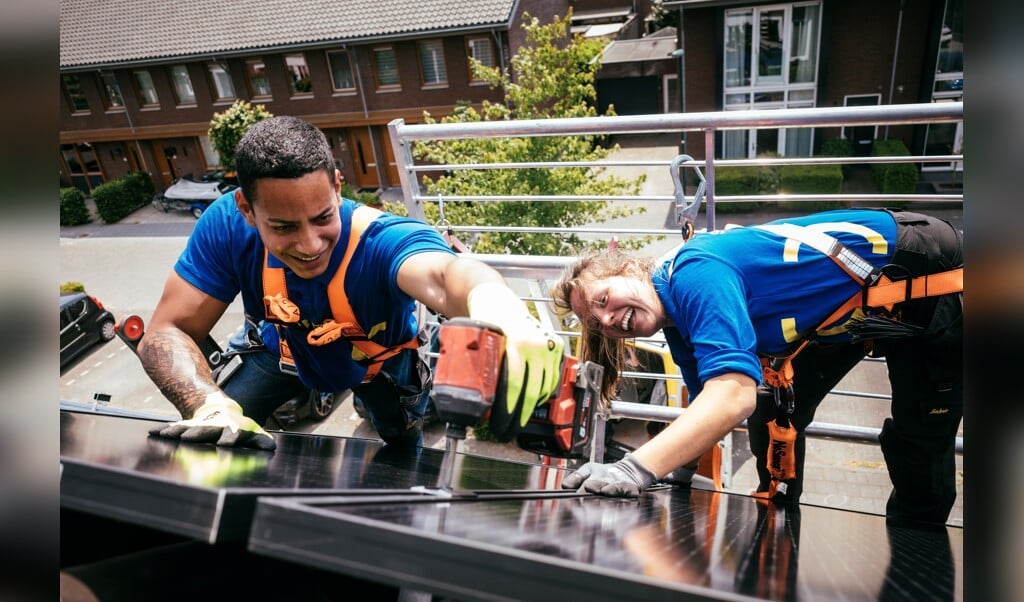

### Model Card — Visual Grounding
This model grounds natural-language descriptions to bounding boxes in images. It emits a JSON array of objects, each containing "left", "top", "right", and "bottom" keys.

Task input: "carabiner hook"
[{"left": 671, "top": 154, "right": 707, "bottom": 241}]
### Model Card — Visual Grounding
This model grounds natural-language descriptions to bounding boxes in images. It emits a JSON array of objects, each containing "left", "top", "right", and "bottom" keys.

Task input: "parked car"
[{"left": 60, "top": 292, "right": 116, "bottom": 368}]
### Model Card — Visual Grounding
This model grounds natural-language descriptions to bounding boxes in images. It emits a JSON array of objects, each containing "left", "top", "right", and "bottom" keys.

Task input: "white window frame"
[
  {"left": 132, "top": 70, "right": 160, "bottom": 108},
  {"left": 169, "top": 65, "right": 196, "bottom": 106},
  {"left": 721, "top": 1, "right": 822, "bottom": 158},
  {"left": 207, "top": 62, "right": 237, "bottom": 103},
  {"left": 285, "top": 53, "right": 313, "bottom": 97},
  {"left": 922, "top": 0, "right": 963, "bottom": 173},
  {"left": 466, "top": 36, "right": 495, "bottom": 82},
  {"left": 246, "top": 59, "right": 272, "bottom": 99}
]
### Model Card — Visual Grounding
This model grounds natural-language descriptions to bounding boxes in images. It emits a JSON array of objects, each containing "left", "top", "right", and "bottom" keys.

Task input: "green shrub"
[
  {"left": 92, "top": 179, "right": 139, "bottom": 223},
  {"left": 755, "top": 151, "right": 782, "bottom": 195},
  {"left": 777, "top": 163, "right": 846, "bottom": 211},
  {"left": 122, "top": 171, "right": 155, "bottom": 199},
  {"left": 60, "top": 281, "right": 86, "bottom": 294},
  {"left": 713, "top": 166, "right": 761, "bottom": 213},
  {"left": 871, "top": 139, "right": 918, "bottom": 200},
  {"left": 60, "top": 187, "right": 90, "bottom": 226},
  {"left": 820, "top": 137, "right": 854, "bottom": 157},
  {"left": 341, "top": 181, "right": 384, "bottom": 209}
]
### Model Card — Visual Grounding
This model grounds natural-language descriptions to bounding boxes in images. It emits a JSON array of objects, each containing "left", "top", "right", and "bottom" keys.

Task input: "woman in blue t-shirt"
[{"left": 552, "top": 208, "right": 963, "bottom": 526}]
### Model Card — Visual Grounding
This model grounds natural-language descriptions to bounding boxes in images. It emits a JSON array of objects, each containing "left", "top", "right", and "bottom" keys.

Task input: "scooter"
[{"left": 152, "top": 171, "right": 237, "bottom": 219}]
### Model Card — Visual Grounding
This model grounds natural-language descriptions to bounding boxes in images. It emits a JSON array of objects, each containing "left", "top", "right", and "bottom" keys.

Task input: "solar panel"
[
  {"left": 60, "top": 410, "right": 554, "bottom": 543},
  {"left": 250, "top": 486, "right": 962, "bottom": 600}
]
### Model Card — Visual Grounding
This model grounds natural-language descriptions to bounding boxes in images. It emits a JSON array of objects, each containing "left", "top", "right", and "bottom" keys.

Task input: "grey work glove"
[
  {"left": 149, "top": 393, "right": 277, "bottom": 451},
  {"left": 561, "top": 453, "right": 657, "bottom": 497},
  {"left": 660, "top": 464, "right": 696, "bottom": 488}
]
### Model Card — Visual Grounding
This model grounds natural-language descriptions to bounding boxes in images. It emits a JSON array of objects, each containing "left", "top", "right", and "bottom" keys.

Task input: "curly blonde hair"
[{"left": 550, "top": 251, "right": 657, "bottom": 402}]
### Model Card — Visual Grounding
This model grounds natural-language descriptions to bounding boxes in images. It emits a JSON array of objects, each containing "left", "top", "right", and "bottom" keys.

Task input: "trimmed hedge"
[
  {"left": 122, "top": 170, "right": 155, "bottom": 199},
  {"left": 713, "top": 154, "right": 789, "bottom": 213},
  {"left": 92, "top": 178, "right": 146, "bottom": 224},
  {"left": 820, "top": 137, "right": 854, "bottom": 157},
  {"left": 60, "top": 187, "right": 90, "bottom": 226},
  {"left": 777, "top": 163, "right": 846, "bottom": 211},
  {"left": 871, "top": 138, "right": 918, "bottom": 197}
]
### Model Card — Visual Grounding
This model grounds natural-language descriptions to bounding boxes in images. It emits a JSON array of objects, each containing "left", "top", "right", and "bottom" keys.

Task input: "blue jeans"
[{"left": 222, "top": 335, "right": 431, "bottom": 447}]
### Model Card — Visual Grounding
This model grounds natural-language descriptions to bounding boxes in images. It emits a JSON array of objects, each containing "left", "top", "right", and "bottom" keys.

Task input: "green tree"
[
  {"left": 411, "top": 11, "right": 649, "bottom": 255},
  {"left": 208, "top": 100, "right": 273, "bottom": 173}
]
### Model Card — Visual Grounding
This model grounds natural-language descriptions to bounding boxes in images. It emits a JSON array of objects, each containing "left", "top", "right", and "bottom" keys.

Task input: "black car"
[{"left": 60, "top": 292, "right": 116, "bottom": 368}]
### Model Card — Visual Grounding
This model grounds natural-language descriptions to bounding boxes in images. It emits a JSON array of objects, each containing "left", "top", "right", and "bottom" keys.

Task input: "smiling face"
[
  {"left": 569, "top": 275, "right": 666, "bottom": 339},
  {"left": 235, "top": 168, "right": 342, "bottom": 279}
]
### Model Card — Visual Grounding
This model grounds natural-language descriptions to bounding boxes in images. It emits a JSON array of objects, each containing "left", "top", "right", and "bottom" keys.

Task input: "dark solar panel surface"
[
  {"left": 252, "top": 487, "right": 962, "bottom": 601},
  {"left": 61, "top": 410, "right": 962, "bottom": 600},
  {"left": 59, "top": 410, "right": 552, "bottom": 542}
]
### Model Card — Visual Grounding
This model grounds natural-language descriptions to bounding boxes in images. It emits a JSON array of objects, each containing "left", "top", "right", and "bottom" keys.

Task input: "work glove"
[
  {"left": 148, "top": 393, "right": 277, "bottom": 451},
  {"left": 660, "top": 464, "right": 696, "bottom": 488},
  {"left": 467, "top": 282, "right": 565, "bottom": 438},
  {"left": 562, "top": 453, "right": 657, "bottom": 497}
]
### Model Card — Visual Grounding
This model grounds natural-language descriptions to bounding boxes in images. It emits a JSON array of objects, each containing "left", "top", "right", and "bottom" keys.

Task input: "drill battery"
[{"left": 515, "top": 357, "right": 603, "bottom": 460}]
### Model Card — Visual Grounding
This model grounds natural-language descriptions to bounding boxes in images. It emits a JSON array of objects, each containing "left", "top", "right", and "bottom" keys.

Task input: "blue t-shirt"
[
  {"left": 652, "top": 209, "right": 898, "bottom": 400},
  {"left": 174, "top": 192, "right": 455, "bottom": 391}
]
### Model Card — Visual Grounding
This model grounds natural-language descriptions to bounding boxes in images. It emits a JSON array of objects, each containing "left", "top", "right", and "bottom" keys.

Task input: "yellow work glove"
[
  {"left": 148, "top": 393, "right": 277, "bottom": 451},
  {"left": 467, "top": 282, "right": 565, "bottom": 437}
]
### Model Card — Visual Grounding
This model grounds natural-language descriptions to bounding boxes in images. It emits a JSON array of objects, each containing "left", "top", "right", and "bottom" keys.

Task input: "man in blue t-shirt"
[
  {"left": 551, "top": 209, "right": 963, "bottom": 526},
  {"left": 137, "top": 116, "right": 564, "bottom": 451}
]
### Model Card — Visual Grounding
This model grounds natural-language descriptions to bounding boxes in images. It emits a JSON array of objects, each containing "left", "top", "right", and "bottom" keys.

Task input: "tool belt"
[
  {"left": 262, "top": 205, "right": 418, "bottom": 383},
  {"left": 751, "top": 222, "right": 963, "bottom": 500}
]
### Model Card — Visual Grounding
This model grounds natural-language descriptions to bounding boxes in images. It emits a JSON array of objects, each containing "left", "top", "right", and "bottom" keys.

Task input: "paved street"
[{"left": 60, "top": 138, "right": 963, "bottom": 525}]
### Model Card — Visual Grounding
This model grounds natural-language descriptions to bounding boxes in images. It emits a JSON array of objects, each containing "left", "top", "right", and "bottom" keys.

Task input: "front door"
[
  {"left": 379, "top": 126, "right": 401, "bottom": 188},
  {"left": 843, "top": 94, "right": 881, "bottom": 156},
  {"left": 347, "top": 127, "right": 379, "bottom": 190},
  {"left": 151, "top": 142, "right": 175, "bottom": 188}
]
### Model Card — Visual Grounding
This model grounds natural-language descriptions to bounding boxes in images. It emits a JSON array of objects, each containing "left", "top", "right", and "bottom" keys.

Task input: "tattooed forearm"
[{"left": 139, "top": 329, "right": 221, "bottom": 419}]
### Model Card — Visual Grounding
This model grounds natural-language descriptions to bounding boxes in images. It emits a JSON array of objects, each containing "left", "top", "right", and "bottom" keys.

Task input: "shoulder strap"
[{"left": 263, "top": 205, "right": 418, "bottom": 383}]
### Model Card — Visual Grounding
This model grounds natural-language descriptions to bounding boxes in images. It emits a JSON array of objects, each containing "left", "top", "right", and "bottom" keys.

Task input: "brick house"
[
  {"left": 58, "top": 0, "right": 585, "bottom": 194},
  {"left": 59, "top": 0, "right": 962, "bottom": 196},
  {"left": 661, "top": 0, "right": 963, "bottom": 174}
]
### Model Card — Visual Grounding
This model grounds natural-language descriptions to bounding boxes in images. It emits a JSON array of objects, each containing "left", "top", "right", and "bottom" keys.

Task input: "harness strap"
[
  {"left": 263, "top": 205, "right": 418, "bottom": 383},
  {"left": 752, "top": 222, "right": 963, "bottom": 500}
]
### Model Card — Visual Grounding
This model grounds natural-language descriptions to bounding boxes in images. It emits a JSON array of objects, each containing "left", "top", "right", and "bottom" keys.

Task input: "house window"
[
  {"left": 170, "top": 65, "right": 196, "bottom": 105},
  {"left": 132, "top": 70, "right": 160, "bottom": 107},
  {"left": 327, "top": 49, "right": 356, "bottom": 91},
  {"left": 61, "top": 143, "right": 105, "bottom": 194},
  {"left": 721, "top": 2, "right": 821, "bottom": 158},
  {"left": 246, "top": 59, "right": 272, "bottom": 99},
  {"left": 198, "top": 135, "right": 221, "bottom": 169},
  {"left": 466, "top": 36, "right": 495, "bottom": 81},
  {"left": 923, "top": 0, "right": 963, "bottom": 172},
  {"left": 207, "top": 62, "right": 237, "bottom": 101},
  {"left": 62, "top": 74, "right": 90, "bottom": 113},
  {"left": 285, "top": 53, "right": 313, "bottom": 96},
  {"left": 417, "top": 40, "right": 448, "bottom": 87},
  {"left": 372, "top": 47, "right": 400, "bottom": 89},
  {"left": 98, "top": 72, "right": 124, "bottom": 110}
]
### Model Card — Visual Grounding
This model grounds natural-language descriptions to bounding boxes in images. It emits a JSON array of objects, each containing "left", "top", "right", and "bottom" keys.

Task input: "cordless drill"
[{"left": 431, "top": 317, "right": 603, "bottom": 490}]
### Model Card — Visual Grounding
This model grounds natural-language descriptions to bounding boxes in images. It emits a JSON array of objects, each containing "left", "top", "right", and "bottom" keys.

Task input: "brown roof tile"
[{"left": 61, "top": 0, "right": 517, "bottom": 68}]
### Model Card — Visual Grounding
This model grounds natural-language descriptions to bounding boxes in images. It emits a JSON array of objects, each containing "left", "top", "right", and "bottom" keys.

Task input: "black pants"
[{"left": 748, "top": 210, "right": 963, "bottom": 525}]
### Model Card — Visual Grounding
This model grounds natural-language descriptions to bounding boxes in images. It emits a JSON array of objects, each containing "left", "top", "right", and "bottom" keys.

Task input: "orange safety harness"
[
  {"left": 261, "top": 205, "right": 419, "bottom": 384},
  {"left": 752, "top": 225, "right": 963, "bottom": 500}
]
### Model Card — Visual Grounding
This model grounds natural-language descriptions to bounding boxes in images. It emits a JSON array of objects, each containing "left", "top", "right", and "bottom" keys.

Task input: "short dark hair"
[{"left": 234, "top": 116, "right": 335, "bottom": 201}]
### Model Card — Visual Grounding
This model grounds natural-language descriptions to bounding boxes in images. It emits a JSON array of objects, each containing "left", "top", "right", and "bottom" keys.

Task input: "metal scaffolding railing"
[{"left": 387, "top": 102, "right": 965, "bottom": 479}]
